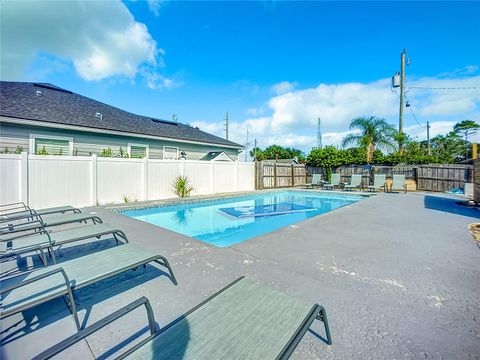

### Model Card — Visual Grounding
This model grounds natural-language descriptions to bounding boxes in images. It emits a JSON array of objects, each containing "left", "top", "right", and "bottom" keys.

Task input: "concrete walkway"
[{"left": 1, "top": 192, "right": 479, "bottom": 359}]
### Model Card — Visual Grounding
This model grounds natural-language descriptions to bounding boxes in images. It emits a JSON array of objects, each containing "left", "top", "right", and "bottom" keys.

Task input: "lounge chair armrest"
[
  {"left": 0, "top": 221, "right": 46, "bottom": 241},
  {"left": 0, "top": 267, "right": 71, "bottom": 294},
  {"left": 0, "top": 226, "right": 49, "bottom": 242},
  {"left": 32, "top": 296, "right": 157, "bottom": 360},
  {"left": 0, "top": 202, "right": 27, "bottom": 210}
]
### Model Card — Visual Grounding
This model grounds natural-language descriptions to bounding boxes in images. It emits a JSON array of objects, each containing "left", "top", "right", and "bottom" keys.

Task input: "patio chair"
[
  {"left": 0, "top": 212, "right": 102, "bottom": 238},
  {"left": 367, "top": 174, "right": 387, "bottom": 192},
  {"left": 323, "top": 173, "right": 341, "bottom": 190},
  {"left": 390, "top": 174, "right": 407, "bottom": 193},
  {"left": 306, "top": 173, "right": 325, "bottom": 188},
  {"left": 343, "top": 174, "right": 363, "bottom": 191},
  {"left": 1, "top": 205, "right": 80, "bottom": 223},
  {"left": 33, "top": 276, "right": 331, "bottom": 360},
  {"left": 1, "top": 223, "right": 128, "bottom": 267},
  {"left": 0, "top": 244, "right": 177, "bottom": 331}
]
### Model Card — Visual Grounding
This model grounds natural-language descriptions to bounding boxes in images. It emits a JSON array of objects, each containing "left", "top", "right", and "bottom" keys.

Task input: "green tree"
[
  {"left": 306, "top": 146, "right": 345, "bottom": 181},
  {"left": 453, "top": 120, "right": 479, "bottom": 157},
  {"left": 341, "top": 116, "right": 396, "bottom": 163},
  {"left": 250, "top": 145, "right": 305, "bottom": 162},
  {"left": 454, "top": 120, "right": 480, "bottom": 142},
  {"left": 249, "top": 147, "right": 266, "bottom": 160},
  {"left": 430, "top": 131, "right": 468, "bottom": 162}
]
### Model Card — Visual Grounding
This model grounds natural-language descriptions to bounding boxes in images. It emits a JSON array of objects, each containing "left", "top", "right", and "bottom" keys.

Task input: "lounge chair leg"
[
  {"left": 65, "top": 291, "right": 81, "bottom": 331},
  {"left": 50, "top": 246, "right": 57, "bottom": 264},
  {"left": 37, "top": 248, "right": 48, "bottom": 267},
  {"left": 155, "top": 256, "right": 178, "bottom": 286},
  {"left": 113, "top": 233, "right": 119, "bottom": 244},
  {"left": 316, "top": 306, "right": 332, "bottom": 345}
]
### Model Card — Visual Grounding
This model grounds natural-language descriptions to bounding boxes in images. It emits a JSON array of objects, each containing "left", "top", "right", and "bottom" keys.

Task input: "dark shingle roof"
[
  {"left": 199, "top": 151, "right": 234, "bottom": 161},
  {"left": 0, "top": 82, "right": 243, "bottom": 149}
]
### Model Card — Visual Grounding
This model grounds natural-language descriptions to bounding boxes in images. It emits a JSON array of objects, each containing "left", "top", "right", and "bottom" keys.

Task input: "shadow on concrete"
[
  {"left": 0, "top": 237, "right": 121, "bottom": 279},
  {"left": 0, "top": 238, "right": 176, "bottom": 347},
  {"left": 424, "top": 195, "right": 480, "bottom": 219},
  {"left": 97, "top": 320, "right": 189, "bottom": 359}
]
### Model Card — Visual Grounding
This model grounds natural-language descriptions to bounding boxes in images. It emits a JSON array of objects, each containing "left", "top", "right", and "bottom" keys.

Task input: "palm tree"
[{"left": 342, "top": 116, "right": 396, "bottom": 163}]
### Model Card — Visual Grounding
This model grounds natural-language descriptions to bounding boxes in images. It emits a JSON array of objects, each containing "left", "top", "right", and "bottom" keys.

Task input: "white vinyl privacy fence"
[{"left": 0, "top": 153, "right": 255, "bottom": 209}]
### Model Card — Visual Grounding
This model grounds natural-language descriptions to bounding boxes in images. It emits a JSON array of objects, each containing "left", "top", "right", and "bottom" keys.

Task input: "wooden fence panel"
[
  {"left": 257, "top": 161, "right": 472, "bottom": 192},
  {"left": 474, "top": 160, "right": 480, "bottom": 203},
  {"left": 417, "top": 164, "right": 472, "bottom": 192},
  {"left": 256, "top": 162, "right": 309, "bottom": 189}
]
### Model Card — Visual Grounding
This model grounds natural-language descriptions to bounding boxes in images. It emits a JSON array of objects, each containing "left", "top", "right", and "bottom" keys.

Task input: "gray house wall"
[{"left": 0, "top": 121, "right": 241, "bottom": 160}]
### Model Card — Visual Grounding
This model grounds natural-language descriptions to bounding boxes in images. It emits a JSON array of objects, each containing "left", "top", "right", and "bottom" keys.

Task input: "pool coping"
[{"left": 107, "top": 187, "right": 372, "bottom": 213}]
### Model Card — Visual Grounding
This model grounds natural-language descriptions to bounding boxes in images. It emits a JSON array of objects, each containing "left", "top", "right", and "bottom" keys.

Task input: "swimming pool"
[{"left": 121, "top": 191, "right": 364, "bottom": 247}]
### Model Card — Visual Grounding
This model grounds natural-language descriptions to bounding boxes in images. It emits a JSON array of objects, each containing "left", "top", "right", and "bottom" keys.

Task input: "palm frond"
[{"left": 341, "top": 133, "right": 362, "bottom": 148}]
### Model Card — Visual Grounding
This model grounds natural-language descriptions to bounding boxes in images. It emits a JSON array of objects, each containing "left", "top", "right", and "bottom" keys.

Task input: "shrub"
[
  {"left": 36, "top": 146, "right": 49, "bottom": 155},
  {"left": 172, "top": 175, "right": 195, "bottom": 197},
  {"left": 100, "top": 147, "right": 113, "bottom": 157}
]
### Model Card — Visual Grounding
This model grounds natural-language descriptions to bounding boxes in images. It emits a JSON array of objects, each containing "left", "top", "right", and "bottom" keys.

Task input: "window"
[
  {"left": 128, "top": 143, "right": 149, "bottom": 158},
  {"left": 30, "top": 135, "right": 73, "bottom": 155},
  {"left": 163, "top": 146, "right": 178, "bottom": 160}
]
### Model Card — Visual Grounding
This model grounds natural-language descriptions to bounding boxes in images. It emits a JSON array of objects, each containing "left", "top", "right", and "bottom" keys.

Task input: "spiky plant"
[{"left": 172, "top": 175, "right": 195, "bottom": 197}]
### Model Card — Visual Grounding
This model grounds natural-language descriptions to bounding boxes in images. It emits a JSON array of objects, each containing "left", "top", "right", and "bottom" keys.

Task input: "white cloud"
[
  {"left": 271, "top": 81, "right": 298, "bottom": 95},
  {"left": 147, "top": 0, "right": 166, "bottom": 17},
  {"left": 196, "top": 69, "right": 480, "bottom": 153},
  {"left": 408, "top": 75, "right": 480, "bottom": 117},
  {"left": 1, "top": 0, "right": 176, "bottom": 87},
  {"left": 143, "top": 70, "right": 184, "bottom": 90},
  {"left": 404, "top": 121, "right": 456, "bottom": 141}
]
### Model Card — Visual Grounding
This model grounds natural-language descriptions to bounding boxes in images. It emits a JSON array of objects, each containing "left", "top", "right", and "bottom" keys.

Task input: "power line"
[
  {"left": 408, "top": 86, "right": 480, "bottom": 90},
  {"left": 405, "top": 96, "right": 425, "bottom": 129},
  {"left": 408, "top": 105, "right": 425, "bottom": 129}
]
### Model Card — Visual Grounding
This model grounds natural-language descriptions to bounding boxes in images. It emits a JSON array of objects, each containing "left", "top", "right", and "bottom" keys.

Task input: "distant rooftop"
[{"left": 0, "top": 81, "right": 243, "bottom": 149}]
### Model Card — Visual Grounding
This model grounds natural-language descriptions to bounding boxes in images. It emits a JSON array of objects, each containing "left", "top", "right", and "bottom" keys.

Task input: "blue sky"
[{"left": 1, "top": 1, "right": 479, "bottom": 154}]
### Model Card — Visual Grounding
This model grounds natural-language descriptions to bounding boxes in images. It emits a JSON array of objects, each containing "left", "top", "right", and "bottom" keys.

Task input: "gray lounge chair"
[
  {"left": 367, "top": 174, "right": 386, "bottom": 192},
  {"left": 1, "top": 224, "right": 128, "bottom": 266},
  {"left": 1, "top": 205, "right": 80, "bottom": 223},
  {"left": 323, "top": 173, "right": 341, "bottom": 190},
  {"left": 0, "top": 212, "right": 102, "bottom": 237},
  {"left": 343, "top": 174, "right": 362, "bottom": 191},
  {"left": 306, "top": 173, "right": 325, "bottom": 188},
  {"left": 0, "top": 244, "right": 177, "bottom": 331},
  {"left": 33, "top": 276, "right": 331, "bottom": 360},
  {"left": 0, "top": 202, "right": 29, "bottom": 213},
  {"left": 390, "top": 174, "right": 407, "bottom": 193}
]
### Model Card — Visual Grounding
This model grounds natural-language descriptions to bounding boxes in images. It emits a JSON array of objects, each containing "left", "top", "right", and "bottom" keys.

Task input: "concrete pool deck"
[{"left": 1, "top": 192, "right": 480, "bottom": 359}]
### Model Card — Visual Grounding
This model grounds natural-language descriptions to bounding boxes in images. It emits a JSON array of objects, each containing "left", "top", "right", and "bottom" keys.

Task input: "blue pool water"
[{"left": 121, "top": 191, "right": 364, "bottom": 247}]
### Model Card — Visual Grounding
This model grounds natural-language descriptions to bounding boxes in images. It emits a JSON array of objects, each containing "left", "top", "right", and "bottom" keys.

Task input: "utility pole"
[
  {"left": 225, "top": 112, "right": 229, "bottom": 140},
  {"left": 254, "top": 138, "right": 257, "bottom": 161},
  {"left": 317, "top": 117, "right": 322, "bottom": 149},
  {"left": 245, "top": 129, "right": 249, "bottom": 162},
  {"left": 399, "top": 49, "right": 406, "bottom": 152},
  {"left": 427, "top": 121, "right": 431, "bottom": 155}
]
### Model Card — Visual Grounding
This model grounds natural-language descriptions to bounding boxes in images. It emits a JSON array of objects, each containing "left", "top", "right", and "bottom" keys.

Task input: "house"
[
  {"left": 0, "top": 82, "right": 244, "bottom": 160},
  {"left": 263, "top": 158, "right": 299, "bottom": 165},
  {"left": 199, "top": 151, "right": 234, "bottom": 162}
]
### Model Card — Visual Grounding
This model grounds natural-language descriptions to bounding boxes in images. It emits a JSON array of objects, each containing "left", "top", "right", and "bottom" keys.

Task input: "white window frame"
[
  {"left": 127, "top": 143, "right": 149, "bottom": 158},
  {"left": 163, "top": 146, "right": 179, "bottom": 160},
  {"left": 29, "top": 134, "right": 74, "bottom": 155}
]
